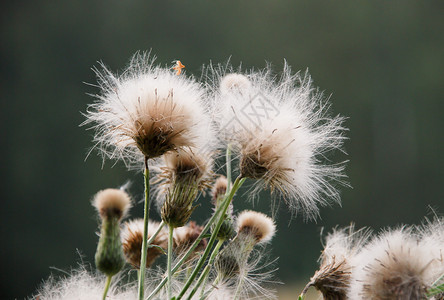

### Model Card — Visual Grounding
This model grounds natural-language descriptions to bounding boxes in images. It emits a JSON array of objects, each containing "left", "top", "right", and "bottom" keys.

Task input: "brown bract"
[
  {"left": 303, "top": 256, "right": 350, "bottom": 300},
  {"left": 239, "top": 131, "right": 293, "bottom": 194},
  {"left": 128, "top": 91, "right": 195, "bottom": 159}
]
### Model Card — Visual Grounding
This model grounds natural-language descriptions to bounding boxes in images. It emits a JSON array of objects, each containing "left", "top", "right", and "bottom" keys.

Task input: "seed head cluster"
[{"left": 306, "top": 219, "right": 444, "bottom": 300}]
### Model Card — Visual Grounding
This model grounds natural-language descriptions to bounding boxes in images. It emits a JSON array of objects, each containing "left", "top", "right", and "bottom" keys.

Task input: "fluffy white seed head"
[
  {"left": 83, "top": 52, "right": 214, "bottom": 167},
  {"left": 348, "top": 228, "right": 438, "bottom": 300},
  {"left": 92, "top": 188, "right": 131, "bottom": 220},
  {"left": 417, "top": 217, "right": 444, "bottom": 288},
  {"left": 35, "top": 267, "right": 138, "bottom": 300},
  {"left": 303, "top": 225, "right": 371, "bottom": 299},
  {"left": 236, "top": 210, "right": 276, "bottom": 244},
  {"left": 121, "top": 219, "right": 168, "bottom": 268},
  {"left": 206, "top": 62, "right": 347, "bottom": 219}
]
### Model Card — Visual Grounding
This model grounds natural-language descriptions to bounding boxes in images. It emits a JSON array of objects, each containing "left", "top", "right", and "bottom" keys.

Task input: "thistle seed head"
[
  {"left": 206, "top": 62, "right": 347, "bottom": 219},
  {"left": 349, "top": 229, "right": 432, "bottom": 300},
  {"left": 83, "top": 52, "right": 213, "bottom": 167}
]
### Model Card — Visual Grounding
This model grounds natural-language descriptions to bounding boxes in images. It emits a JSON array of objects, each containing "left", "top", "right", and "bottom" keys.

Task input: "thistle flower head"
[
  {"left": 92, "top": 188, "right": 131, "bottom": 220},
  {"left": 210, "top": 176, "right": 236, "bottom": 240},
  {"left": 121, "top": 219, "right": 168, "bottom": 268},
  {"left": 206, "top": 62, "right": 347, "bottom": 219},
  {"left": 349, "top": 228, "right": 437, "bottom": 300},
  {"left": 83, "top": 52, "right": 213, "bottom": 166},
  {"left": 303, "top": 225, "right": 371, "bottom": 300},
  {"left": 236, "top": 210, "right": 276, "bottom": 245},
  {"left": 157, "top": 148, "right": 214, "bottom": 227},
  {"left": 212, "top": 175, "right": 229, "bottom": 204}
]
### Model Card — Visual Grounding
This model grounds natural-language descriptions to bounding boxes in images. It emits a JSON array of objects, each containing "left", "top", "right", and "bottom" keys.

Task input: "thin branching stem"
[
  {"left": 167, "top": 225, "right": 174, "bottom": 299},
  {"left": 102, "top": 275, "right": 112, "bottom": 300},
  {"left": 186, "top": 239, "right": 225, "bottom": 300},
  {"left": 146, "top": 177, "right": 245, "bottom": 300},
  {"left": 176, "top": 176, "right": 245, "bottom": 300},
  {"left": 138, "top": 157, "right": 150, "bottom": 300}
]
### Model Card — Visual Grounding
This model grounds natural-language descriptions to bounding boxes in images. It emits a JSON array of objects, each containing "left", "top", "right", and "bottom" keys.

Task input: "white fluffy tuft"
[
  {"left": 83, "top": 52, "right": 215, "bottom": 168},
  {"left": 205, "top": 62, "right": 347, "bottom": 219},
  {"left": 348, "top": 228, "right": 441, "bottom": 299},
  {"left": 34, "top": 267, "right": 138, "bottom": 300}
]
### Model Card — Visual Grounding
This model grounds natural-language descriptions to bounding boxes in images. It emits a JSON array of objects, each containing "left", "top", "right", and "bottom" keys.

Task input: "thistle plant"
[{"left": 34, "top": 52, "right": 358, "bottom": 300}]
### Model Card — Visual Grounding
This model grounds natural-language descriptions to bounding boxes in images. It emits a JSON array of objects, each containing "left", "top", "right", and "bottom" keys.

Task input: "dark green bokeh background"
[{"left": 1, "top": 1, "right": 443, "bottom": 298}]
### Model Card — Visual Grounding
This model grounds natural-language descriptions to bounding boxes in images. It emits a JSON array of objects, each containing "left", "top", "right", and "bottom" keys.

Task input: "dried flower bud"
[
  {"left": 92, "top": 189, "right": 131, "bottom": 276},
  {"left": 211, "top": 176, "right": 229, "bottom": 205},
  {"left": 92, "top": 188, "right": 131, "bottom": 220},
  {"left": 159, "top": 149, "right": 213, "bottom": 227},
  {"left": 210, "top": 176, "right": 235, "bottom": 241},
  {"left": 121, "top": 219, "right": 168, "bottom": 268},
  {"left": 236, "top": 210, "right": 276, "bottom": 245}
]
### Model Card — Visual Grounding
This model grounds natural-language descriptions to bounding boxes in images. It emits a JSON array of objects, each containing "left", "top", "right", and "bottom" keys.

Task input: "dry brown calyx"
[
  {"left": 302, "top": 256, "right": 351, "bottom": 300},
  {"left": 238, "top": 135, "right": 293, "bottom": 194},
  {"left": 131, "top": 92, "right": 193, "bottom": 159}
]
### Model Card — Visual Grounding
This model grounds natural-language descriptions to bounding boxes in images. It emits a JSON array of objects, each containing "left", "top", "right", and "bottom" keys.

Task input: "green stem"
[
  {"left": 102, "top": 275, "right": 112, "bottom": 300},
  {"left": 233, "top": 275, "right": 244, "bottom": 300},
  {"left": 186, "top": 239, "right": 224, "bottom": 300},
  {"left": 167, "top": 225, "right": 174, "bottom": 300},
  {"left": 146, "top": 177, "right": 245, "bottom": 300},
  {"left": 147, "top": 220, "right": 165, "bottom": 246},
  {"left": 176, "top": 177, "right": 245, "bottom": 300},
  {"left": 138, "top": 157, "right": 150, "bottom": 300}
]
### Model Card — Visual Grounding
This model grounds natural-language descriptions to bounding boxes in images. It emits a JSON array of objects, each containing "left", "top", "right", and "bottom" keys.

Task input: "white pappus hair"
[
  {"left": 205, "top": 61, "right": 348, "bottom": 219},
  {"left": 83, "top": 52, "right": 215, "bottom": 169}
]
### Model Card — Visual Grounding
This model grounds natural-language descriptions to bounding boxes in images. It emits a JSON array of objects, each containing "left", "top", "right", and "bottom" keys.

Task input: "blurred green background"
[{"left": 1, "top": 1, "right": 443, "bottom": 298}]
